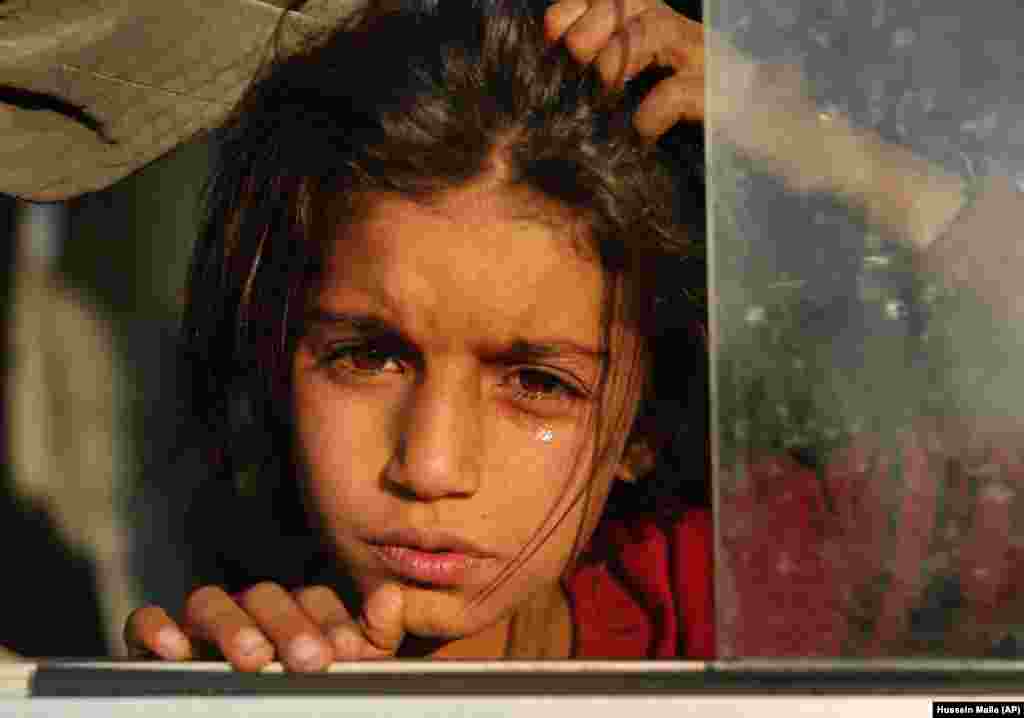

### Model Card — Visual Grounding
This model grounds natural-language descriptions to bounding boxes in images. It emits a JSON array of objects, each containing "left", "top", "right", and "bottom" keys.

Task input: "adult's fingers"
[
  {"left": 633, "top": 68, "right": 703, "bottom": 139},
  {"left": 544, "top": 0, "right": 589, "bottom": 45},
  {"left": 545, "top": 0, "right": 655, "bottom": 64},
  {"left": 235, "top": 582, "right": 333, "bottom": 672},
  {"left": 591, "top": 8, "right": 662, "bottom": 88},
  {"left": 124, "top": 606, "right": 193, "bottom": 661},
  {"left": 591, "top": 6, "right": 703, "bottom": 90},
  {"left": 182, "top": 585, "right": 275, "bottom": 672},
  {"left": 545, "top": 0, "right": 705, "bottom": 140}
]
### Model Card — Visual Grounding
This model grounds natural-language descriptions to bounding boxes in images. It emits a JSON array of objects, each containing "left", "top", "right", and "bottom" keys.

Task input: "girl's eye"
[
  {"left": 323, "top": 344, "right": 405, "bottom": 374},
  {"left": 511, "top": 368, "right": 582, "bottom": 402}
]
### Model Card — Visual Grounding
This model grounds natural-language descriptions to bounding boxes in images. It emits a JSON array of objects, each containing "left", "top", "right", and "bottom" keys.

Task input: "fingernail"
[
  {"left": 236, "top": 627, "right": 269, "bottom": 657},
  {"left": 328, "top": 626, "right": 361, "bottom": 659},
  {"left": 155, "top": 627, "right": 189, "bottom": 658},
  {"left": 288, "top": 635, "right": 323, "bottom": 669}
]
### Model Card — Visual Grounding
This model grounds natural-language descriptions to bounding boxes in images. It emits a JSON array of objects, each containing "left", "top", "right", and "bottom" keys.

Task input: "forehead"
[{"left": 316, "top": 185, "right": 606, "bottom": 347}]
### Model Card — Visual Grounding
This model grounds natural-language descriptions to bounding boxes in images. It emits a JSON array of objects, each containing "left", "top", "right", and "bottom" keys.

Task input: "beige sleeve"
[{"left": 8, "top": 263, "right": 140, "bottom": 657}]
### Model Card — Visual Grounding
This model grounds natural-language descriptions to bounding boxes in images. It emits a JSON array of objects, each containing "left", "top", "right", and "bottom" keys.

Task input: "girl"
[{"left": 127, "top": 0, "right": 713, "bottom": 668}]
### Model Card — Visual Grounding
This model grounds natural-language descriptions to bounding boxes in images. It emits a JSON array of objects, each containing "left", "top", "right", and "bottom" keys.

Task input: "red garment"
[
  {"left": 566, "top": 507, "right": 714, "bottom": 659},
  {"left": 565, "top": 430, "right": 1024, "bottom": 659},
  {"left": 717, "top": 434, "right": 1024, "bottom": 657}
]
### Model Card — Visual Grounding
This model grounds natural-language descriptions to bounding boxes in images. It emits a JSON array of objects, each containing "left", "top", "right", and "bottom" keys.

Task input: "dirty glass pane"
[{"left": 709, "top": 0, "right": 1024, "bottom": 657}]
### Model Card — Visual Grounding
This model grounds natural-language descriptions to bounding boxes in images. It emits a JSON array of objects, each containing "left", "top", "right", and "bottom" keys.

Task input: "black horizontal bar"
[{"left": 30, "top": 665, "right": 1024, "bottom": 697}]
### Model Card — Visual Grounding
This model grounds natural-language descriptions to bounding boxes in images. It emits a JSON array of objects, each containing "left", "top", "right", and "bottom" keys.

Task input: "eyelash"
[
  {"left": 319, "top": 342, "right": 408, "bottom": 375},
  {"left": 505, "top": 367, "right": 586, "bottom": 404},
  {"left": 317, "top": 342, "right": 587, "bottom": 404}
]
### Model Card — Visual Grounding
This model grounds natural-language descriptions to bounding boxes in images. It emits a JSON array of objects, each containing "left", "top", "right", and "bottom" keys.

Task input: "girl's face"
[{"left": 291, "top": 182, "right": 643, "bottom": 651}]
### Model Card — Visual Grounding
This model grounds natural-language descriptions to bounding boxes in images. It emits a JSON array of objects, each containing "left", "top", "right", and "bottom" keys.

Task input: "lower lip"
[{"left": 370, "top": 545, "right": 484, "bottom": 586}]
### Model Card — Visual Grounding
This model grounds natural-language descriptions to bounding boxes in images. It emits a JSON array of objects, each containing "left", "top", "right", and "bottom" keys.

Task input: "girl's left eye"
[{"left": 509, "top": 368, "right": 583, "bottom": 402}]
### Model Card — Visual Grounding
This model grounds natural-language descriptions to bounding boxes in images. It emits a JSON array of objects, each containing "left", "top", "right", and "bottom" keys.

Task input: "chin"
[{"left": 394, "top": 581, "right": 509, "bottom": 639}]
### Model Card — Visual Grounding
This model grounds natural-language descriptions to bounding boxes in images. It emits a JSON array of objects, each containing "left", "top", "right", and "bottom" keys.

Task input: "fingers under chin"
[
  {"left": 237, "top": 583, "right": 332, "bottom": 672},
  {"left": 398, "top": 591, "right": 462, "bottom": 641},
  {"left": 293, "top": 585, "right": 353, "bottom": 627},
  {"left": 358, "top": 583, "right": 405, "bottom": 654},
  {"left": 325, "top": 623, "right": 370, "bottom": 660},
  {"left": 182, "top": 585, "right": 276, "bottom": 669},
  {"left": 226, "top": 626, "right": 277, "bottom": 671}
]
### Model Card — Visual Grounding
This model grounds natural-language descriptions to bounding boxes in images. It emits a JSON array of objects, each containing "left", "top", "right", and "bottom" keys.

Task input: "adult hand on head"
[
  {"left": 543, "top": 1, "right": 821, "bottom": 175},
  {"left": 125, "top": 582, "right": 405, "bottom": 672},
  {"left": 545, "top": 0, "right": 951, "bottom": 234},
  {"left": 544, "top": 0, "right": 705, "bottom": 141}
]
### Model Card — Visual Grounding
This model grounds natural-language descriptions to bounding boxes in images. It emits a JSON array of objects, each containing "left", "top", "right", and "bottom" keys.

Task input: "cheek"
[
  {"left": 482, "top": 413, "right": 590, "bottom": 496},
  {"left": 517, "top": 412, "right": 622, "bottom": 559},
  {"left": 482, "top": 418, "right": 611, "bottom": 560},
  {"left": 292, "top": 381, "right": 391, "bottom": 523}
]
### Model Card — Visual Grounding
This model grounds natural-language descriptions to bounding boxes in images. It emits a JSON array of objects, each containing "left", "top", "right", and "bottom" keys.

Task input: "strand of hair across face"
[{"left": 469, "top": 479, "right": 592, "bottom": 609}]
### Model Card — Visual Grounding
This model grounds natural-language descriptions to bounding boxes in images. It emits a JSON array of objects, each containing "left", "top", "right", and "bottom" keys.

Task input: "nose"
[{"left": 382, "top": 367, "right": 481, "bottom": 501}]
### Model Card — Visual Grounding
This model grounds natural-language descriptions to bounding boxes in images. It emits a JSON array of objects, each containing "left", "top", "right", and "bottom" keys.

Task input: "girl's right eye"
[{"left": 320, "top": 343, "right": 407, "bottom": 375}]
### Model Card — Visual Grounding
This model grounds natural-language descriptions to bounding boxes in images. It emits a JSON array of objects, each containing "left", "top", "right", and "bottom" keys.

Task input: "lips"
[{"left": 366, "top": 528, "right": 496, "bottom": 587}]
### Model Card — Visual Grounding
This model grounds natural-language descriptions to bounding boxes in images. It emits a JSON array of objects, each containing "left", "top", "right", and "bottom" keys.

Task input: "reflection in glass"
[{"left": 710, "top": 0, "right": 1024, "bottom": 657}]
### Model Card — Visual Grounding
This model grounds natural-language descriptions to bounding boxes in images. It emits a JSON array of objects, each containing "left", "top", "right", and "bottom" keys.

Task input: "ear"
[{"left": 615, "top": 437, "right": 657, "bottom": 484}]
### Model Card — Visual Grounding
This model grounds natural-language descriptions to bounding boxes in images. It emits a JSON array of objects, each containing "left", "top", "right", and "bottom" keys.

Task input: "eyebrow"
[
  {"left": 305, "top": 310, "right": 395, "bottom": 336},
  {"left": 499, "top": 339, "right": 607, "bottom": 365},
  {"left": 305, "top": 310, "right": 606, "bottom": 363}
]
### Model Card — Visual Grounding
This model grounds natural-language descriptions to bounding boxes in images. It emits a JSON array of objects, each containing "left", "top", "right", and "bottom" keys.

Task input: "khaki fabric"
[
  {"left": 7, "top": 257, "right": 134, "bottom": 655},
  {"left": 0, "top": 0, "right": 357, "bottom": 201}
]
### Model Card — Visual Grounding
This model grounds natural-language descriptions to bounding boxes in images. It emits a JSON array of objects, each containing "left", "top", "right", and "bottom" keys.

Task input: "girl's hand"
[
  {"left": 125, "top": 582, "right": 405, "bottom": 672},
  {"left": 544, "top": 0, "right": 704, "bottom": 141}
]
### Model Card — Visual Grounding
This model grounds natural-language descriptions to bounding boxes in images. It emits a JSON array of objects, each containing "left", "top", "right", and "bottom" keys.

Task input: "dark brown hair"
[{"left": 182, "top": 0, "right": 705, "bottom": 587}]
